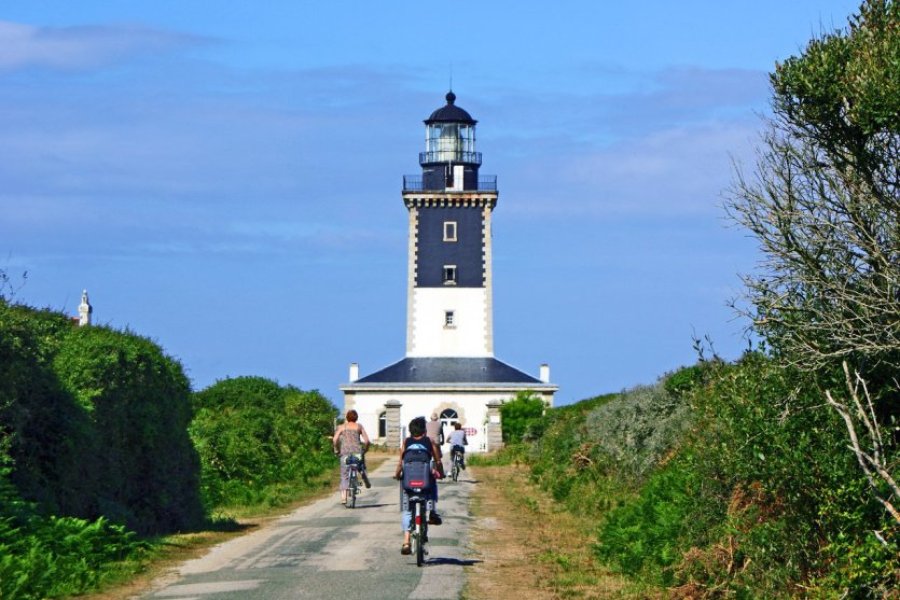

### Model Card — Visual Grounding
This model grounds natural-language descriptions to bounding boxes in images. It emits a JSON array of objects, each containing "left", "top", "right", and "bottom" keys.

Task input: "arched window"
[
  {"left": 378, "top": 411, "right": 387, "bottom": 438},
  {"left": 439, "top": 409, "right": 459, "bottom": 435}
]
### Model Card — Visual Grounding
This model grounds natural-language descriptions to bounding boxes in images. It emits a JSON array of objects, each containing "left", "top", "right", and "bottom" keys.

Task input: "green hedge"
[
  {"left": 0, "top": 300, "right": 204, "bottom": 535},
  {"left": 190, "top": 376, "right": 338, "bottom": 508},
  {"left": 499, "top": 391, "right": 546, "bottom": 443},
  {"left": 0, "top": 303, "right": 95, "bottom": 518},
  {"left": 52, "top": 325, "right": 204, "bottom": 534}
]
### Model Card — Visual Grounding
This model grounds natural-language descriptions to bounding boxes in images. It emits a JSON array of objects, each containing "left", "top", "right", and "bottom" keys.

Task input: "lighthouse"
[{"left": 341, "top": 92, "right": 556, "bottom": 452}]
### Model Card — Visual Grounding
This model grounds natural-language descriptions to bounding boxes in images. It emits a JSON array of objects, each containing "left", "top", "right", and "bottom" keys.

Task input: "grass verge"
[{"left": 464, "top": 463, "right": 658, "bottom": 599}]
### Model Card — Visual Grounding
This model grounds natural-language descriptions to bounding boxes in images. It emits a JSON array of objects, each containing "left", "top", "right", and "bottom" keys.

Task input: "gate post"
[
  {"left": 384, "top": 400, "right": 403, "bottom": 450},
  {"left": 485, "top": 400, "right": 503, "bottom": 452}
]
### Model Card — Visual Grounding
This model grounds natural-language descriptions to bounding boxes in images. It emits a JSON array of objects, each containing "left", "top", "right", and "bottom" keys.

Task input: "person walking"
[
  {"left": 332, "top": 410, "right": 371, "bottom": 505},
  {"left": 425, "top": 412, "right": 444, "bottom": 455}
]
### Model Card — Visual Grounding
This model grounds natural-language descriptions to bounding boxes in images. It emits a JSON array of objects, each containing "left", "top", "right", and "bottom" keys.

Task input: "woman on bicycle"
[
  {"left": 395, "top": 416, "right": 442, "bottom": 555},
  {"left": 332, "top": 409, "right": 371, "bottom": 505}
]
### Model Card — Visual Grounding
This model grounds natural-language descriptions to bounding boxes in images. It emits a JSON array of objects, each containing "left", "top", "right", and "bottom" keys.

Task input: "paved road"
[{"left": 143, "top": 458, "right": 476, "bottom": 600}]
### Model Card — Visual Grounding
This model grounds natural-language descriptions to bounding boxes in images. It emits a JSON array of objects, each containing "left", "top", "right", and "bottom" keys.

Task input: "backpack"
[{"left": 401, "top": 441, "right": 434, "bottom": 493}]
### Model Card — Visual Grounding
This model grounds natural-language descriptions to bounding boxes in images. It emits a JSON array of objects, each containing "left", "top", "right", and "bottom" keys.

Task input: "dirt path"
[{"left": 464, "top": 464, "right": 643, "bottom": 599}]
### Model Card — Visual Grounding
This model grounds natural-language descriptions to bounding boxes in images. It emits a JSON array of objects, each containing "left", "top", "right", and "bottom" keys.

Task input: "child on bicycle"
[
  {"left": 395, "top": 416, "right": 443, "bottom": 555},
  {"left": 448, "top": 422, "right": 468, "bottom": 469}
]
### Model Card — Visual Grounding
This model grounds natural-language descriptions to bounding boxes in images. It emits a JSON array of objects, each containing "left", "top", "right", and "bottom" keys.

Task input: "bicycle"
[
  {"left": 345, "top": 455, "right": 363, "bottom": 509},
  {"left": 450, "top": 446, "right": 465, "bottom": 482},
  {"left": 407, "top": 492, "right": 431, "bottom": 566}
]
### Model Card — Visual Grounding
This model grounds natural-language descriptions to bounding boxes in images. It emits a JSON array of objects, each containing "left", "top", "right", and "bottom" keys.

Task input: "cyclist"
[
  {"left": 448, "top": 422, "right": 468, "bottom": 470},
  {"left": 395, "top": 416, "right": 443, "bottom": 555},
  {"left": 332, "top": 409, "right": 371, "bottom": 505}
]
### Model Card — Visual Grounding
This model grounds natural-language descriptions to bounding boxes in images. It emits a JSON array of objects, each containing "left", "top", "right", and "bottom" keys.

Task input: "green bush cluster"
[
  {"left": 190, "top": 376, "right": 338, "bottom": 508},
  {"left": 499, "top": 391, "right": 546, "bottom": 443},
  {"left": 0, "top": 298, "right": 205, "bottom": 597},
  {"left": 527, "top": 380, "right": 696, "bottom": 513},
  {"left": 677, "top": 355, "right": 898, "bottom": 595},
  {"left": 0, "top": 300, "right": 204, "bottom": 534},
  {"left": 522, "top": 357, "right": 899, "bottom": 597}
]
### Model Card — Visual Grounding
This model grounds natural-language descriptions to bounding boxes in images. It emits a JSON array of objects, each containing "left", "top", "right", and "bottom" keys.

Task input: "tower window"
[
  {"left": 443, "top": 265, "right": 457, "bottom": 285},
  {"left": 444, "top": 310, "right": 455, "bottom": 327},
  {"left": 443, "top": 221, "right": 457, "bottom": 242}
]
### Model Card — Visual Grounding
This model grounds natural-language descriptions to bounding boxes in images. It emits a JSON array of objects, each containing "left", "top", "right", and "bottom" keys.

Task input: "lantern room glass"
[{"left": 425, "top": 123, "right": 476, "bottom": 163}]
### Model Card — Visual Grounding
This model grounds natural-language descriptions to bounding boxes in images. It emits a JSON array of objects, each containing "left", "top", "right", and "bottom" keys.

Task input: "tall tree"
[{"left": 727, "top": 0, "right": 900, "bottom": 386}]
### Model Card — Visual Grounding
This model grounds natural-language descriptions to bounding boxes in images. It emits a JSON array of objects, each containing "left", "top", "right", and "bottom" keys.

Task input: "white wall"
[
  {"left": 345, "top": 389, "right": 518, "bottom": 452},
  {"left": 408, "top": 288, "right": 490, "bottom": 357}
]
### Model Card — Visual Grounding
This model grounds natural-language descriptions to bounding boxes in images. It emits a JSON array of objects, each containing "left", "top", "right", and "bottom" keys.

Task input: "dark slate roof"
[
  {"left": 355, "top": 357, "right": 542, "bottom": 384},
  {"left": 425, "top": 91, "right": 476, "bottom": 125}
]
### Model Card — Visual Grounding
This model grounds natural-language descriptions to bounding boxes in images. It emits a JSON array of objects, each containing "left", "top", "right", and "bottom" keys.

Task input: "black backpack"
[{"left": 402, "top": 441, "right": 433, "bottom": 493}]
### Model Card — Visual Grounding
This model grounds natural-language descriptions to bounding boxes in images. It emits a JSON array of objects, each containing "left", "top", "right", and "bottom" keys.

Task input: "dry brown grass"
[{"left": 464, "top": 464, "right": 650, "bottom": 599}]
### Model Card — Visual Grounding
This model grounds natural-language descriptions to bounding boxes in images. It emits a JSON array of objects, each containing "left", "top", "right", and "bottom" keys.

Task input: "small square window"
[
  {"left": 443, "top": 221, "right": 457, "bottom": 242},
  {"left": 444, "top": 311, "right": 455, "bottom": 327},
  {"left": 443, "top": 265, "right": 457, "bottom": 284}
]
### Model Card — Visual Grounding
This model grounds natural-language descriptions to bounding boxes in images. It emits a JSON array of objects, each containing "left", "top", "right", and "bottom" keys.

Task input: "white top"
[{"left": 448, "top": 429, "right": 467, "bottom": 447}]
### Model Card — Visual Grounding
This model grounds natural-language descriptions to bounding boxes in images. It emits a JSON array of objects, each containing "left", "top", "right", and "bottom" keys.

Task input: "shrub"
[
  {"left": 0, "top": 446, "right": 146, "bottom": 600},
  {"left": 663, "top": 363, "right": 710, "bottom": 398},
  {"left": 0, "top": 300, "right": 204, "bottom": 535},
  {"left": 500, "top": 391, "right": 546, "bottom": 443},
  {"left": 0, "top": 302, "right": 96, "bottom": 517},
  {"left": 648, "top": 354, "right": 899, "bottom": 596},
  {"left": 596, "top": 459, "right": 711, "bottom": 584},
  {"left": 583, "top": 379, "right": 695, "bottom": 477},
  {"left": 521, "top": 355, "right": 898, "bottom": 595},
  {"left": 190, "top": 377, "right": 338, "bottom": 508},
  {"left": 52, "top": 326, "right": 204, "bottom": 534}
]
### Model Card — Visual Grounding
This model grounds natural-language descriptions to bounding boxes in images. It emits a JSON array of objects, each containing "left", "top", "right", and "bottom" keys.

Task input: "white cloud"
[
  {"left": 0, "top": 20, "right": 205, "bottom": 71},
  {"left": 501, "top": 117, "right": 761, "bottom": 218}
]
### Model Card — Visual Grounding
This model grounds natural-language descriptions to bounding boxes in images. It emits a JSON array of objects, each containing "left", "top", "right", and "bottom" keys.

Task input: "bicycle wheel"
[
  {"left": 347, "top": 470, "right": 357, "bottom": 509},
  {"left": 452, "top": 456, "right": 459, "bottom": 482},
  {"left": 415, "top": 502, "right": 425, "bottom": 567}
]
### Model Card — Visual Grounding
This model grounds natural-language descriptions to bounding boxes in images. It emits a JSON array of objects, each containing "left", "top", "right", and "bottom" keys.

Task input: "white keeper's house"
[{"left": 340, "top": 92, "right": 557, "bottom": 452}]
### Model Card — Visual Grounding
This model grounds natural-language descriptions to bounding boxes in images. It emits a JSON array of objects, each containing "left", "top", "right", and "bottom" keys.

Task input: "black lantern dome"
[
  {"left": 425, "top": 91, "right": 476, "bottom": 124},
  {"left": 418, "top": 91, "right": 482, "bottom": 191}
]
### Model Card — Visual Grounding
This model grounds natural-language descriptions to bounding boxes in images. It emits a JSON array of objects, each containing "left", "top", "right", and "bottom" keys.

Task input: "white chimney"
[
  {"left": 349, "top": 362, "right": 359, "bottom": 382},
  {"left": 539, "top": 363, "right": 550, "bottom": 383}
]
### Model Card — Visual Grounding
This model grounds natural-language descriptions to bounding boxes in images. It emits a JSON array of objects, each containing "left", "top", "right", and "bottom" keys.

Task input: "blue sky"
[{"left": 0, "top": 1, "right": 861, "bottom": 406}]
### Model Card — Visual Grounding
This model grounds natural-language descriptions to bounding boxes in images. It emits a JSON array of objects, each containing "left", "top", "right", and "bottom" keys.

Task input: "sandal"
[{"left": 400, "top": 543, "right": 411, "bottom": 555}]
